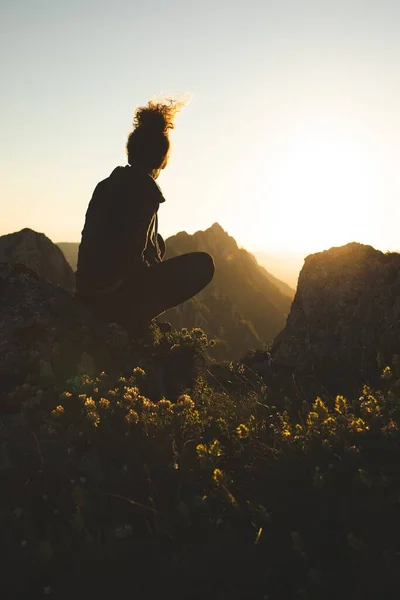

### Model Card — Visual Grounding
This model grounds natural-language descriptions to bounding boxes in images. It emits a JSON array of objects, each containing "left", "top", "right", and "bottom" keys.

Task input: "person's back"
[
  {"left": 76, "top": 98, "right": 215, "bottom": 335},
  {"left": 76, "top": 165, "right": 165, "bottom": 295}
]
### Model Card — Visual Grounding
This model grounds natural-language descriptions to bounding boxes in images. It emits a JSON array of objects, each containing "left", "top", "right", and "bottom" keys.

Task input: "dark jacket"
[{"left": 76, "top": 165, "right": 165, "bottom": 296}]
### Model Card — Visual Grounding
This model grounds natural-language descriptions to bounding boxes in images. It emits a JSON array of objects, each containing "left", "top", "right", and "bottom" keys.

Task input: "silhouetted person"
[{"left": 76, "top": 99, "right": 215, "bottom": 335}]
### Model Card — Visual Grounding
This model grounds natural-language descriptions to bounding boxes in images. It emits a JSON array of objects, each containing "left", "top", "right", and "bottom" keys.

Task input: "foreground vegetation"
[{"left": 2, "top": 328, "right": 400, "bottom": 599}]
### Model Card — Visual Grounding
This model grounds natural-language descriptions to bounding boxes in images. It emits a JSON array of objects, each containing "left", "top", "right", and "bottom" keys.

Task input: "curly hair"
[{"left": 126, "top": 98, "right": 184, "bottom": 172}]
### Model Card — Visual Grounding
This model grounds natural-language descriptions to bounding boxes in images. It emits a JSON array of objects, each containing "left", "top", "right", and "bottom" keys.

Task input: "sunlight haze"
[{"left": 1, "top": 0, "right": 400, "bottom": 259}]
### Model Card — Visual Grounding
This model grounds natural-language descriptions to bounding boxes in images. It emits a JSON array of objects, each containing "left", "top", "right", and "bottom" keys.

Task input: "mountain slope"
[
  {"left": 57, "top": 242, "right": 79, "bottom": 272},
  {"left": 272, "top": 242, "right": 400, "bottom": 389},
  {"left": 164, "top": 223, "right": 292, "bottom": 358},
  {"left": 0, "top": 228, "right": 75, "bottom": 292},
  {"left": 253, "top": 250, "right": 303, "bottom": 290}
]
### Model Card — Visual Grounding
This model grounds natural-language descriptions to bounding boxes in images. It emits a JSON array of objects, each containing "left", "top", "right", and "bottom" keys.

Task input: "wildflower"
[
  {"left": 306, "top": 411, "right": 319, "bottom": 427},
  {"left": 84, "top": 397, "right": 96, "bottom": 408},
  {"left": 334, "top": 395, "right": 347, "bottom": 415},
  {"left": 60, "top": 391, "right": 72, "bottom": 400},
  {"left": 196, "top": 443, "right": 207, "bottom": 459},
  {"left": 125, "top": 409, "right": 139, "bottom": 424},
  {"left": 237, "top": 363, "right": 245, "bottom": 374},
  {"left": 141, "top": 398, "right": 155, "bottom": 412},
  {"left": 86, "top": 410, "right": 100, "bottom": 427},
  {"left": 178, "top": 394, "right": 195, "bottom": 409},
  {"left": 51, "top": 405, "right": 65, "bottom": 418},
  {"left": 133, "top": 367, "right": 146, "bottom": 377},
  {"left": 123, "top": 386, "right": 139, "bottom": 401},
  {"left": 213, "top": 468, "right": 225, "bottom": 485},
  {"left": 381, "top": 366, "right": 392, "bottom": 380},
  {"left": 236, "top": 423, "right": 250, "bottom": 439},
  {"left": 349, "top": 417, "right": 369, "bottom": 433},
  {"left": 196, "top": 440, "right": 223, "bottom": 461},
  {"left": 313, "top": 397, "right": 329, "bottom": 420},
  {"left": 158, "top": 399, "right": 172, "bottom": 410},
  {"left": 98, "top": 397, "right": 110, "bottom": 409}
]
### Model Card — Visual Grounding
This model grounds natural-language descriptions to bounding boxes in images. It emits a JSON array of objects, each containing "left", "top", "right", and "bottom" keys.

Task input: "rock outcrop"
[
  {"left": 0, "top": 263, "right": 134, "bottom": 406},
  {"left": 0, "top": 228, "right": 75, "bottom": 292},
  {"left": 272, "top": 242, "right": 400, "bottom": 387}
]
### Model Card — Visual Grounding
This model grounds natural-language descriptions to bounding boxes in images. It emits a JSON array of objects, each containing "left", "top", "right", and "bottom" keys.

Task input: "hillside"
[
  {"left": 163, "top": 223, "right": 292, "bottom": 358},
  {"left": 57, "top": 241, "right": 79, "bottom": 272},
  {"left": 2, "top": 262, "right": 400, "bottom": 599},
  {"left": 0, "top": 228, "right": 75, "bottom": 292},
  {"left": 57, "top": 225, "right": 293, "bottom": 358},
  {"left": 272, "top": 242, "right": 400, "bottom": 390},
  {"left": 253, "top": 250, "right": 303, "bottom": 290}
]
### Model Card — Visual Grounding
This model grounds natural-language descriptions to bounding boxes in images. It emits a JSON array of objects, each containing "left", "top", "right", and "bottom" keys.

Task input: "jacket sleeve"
[{"left": 121, "top": 175, "right": 165, "bottom": 271}]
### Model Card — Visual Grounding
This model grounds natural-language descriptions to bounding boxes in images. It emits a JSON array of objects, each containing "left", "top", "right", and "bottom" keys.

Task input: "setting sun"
[{"left": 262, "top": 122, "right": 381, "bottom": 254}]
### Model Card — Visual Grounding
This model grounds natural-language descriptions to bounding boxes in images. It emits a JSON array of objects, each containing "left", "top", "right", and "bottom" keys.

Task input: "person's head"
[{"left": 126, "top": 98, "right": 183, "bottom": 178}]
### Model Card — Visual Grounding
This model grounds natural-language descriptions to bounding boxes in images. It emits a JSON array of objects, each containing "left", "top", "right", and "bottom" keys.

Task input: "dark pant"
[{"left": 82, "top": 252, "right": 215, "bottom": 333}]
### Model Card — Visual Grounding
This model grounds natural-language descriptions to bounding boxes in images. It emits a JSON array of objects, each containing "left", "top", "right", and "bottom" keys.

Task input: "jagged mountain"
[
  {"left": 164, "top": 223, "right": 292, "bottom": 358},
  {"left": 272, "top": 242, "right": 400, "bottom": 389},
  {"left": 0, "top": 228, "right": 75, "bottom": 292}
]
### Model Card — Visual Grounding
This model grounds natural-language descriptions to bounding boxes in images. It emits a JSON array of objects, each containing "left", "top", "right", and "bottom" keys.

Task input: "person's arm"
[{"left": 120, "top": 174, "right": 165, "bottom": 272}]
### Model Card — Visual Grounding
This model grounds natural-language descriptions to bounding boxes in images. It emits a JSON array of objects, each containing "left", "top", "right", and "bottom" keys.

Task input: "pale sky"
[{"left": 1, "top": 0, "right": 400, "bottom": 256}]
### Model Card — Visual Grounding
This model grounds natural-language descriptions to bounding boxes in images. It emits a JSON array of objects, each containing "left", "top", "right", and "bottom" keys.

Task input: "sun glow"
[{"left": 256, "top": 123, "right": 383, "bottom": 255}]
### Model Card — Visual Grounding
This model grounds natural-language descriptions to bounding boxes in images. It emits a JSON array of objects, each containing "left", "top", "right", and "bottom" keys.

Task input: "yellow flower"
[
  {"left": 236, "top": 423, "right": 250, "bottom": 439},
  {"left": 178, "top": 394, "right": 195, "bottom": 409},
  {"left": 133, "top": 367, "right": 146, "bottom": 377},
  {"left": 306, "top": 411, "right": 319, "bottom": 427},
  {"left": 196, "top": 443, "right": 207, "bottom": 459},
  {"left": 51, "top": 405, "right": 65, "bottom": 418},
  {"left": 209, "top": 439, "right": 223, "bottom": 457},
  {"left": 158, "top": 399, "right": 172, "bottom": 410},
  {"left": 313, "top": 397, "right": 329, "bottom": 420},
  {"left": 212, "top": 468, "right": 225, "bottom": 485},
  {"left": 125, "top": 409, "right": 139, "bottom": 424},
  {"left": 84, "top": 397, "right": 96, "bottom": 408},
  {"left": 98, "top": 398, "right": 110, "bottom": 409},
  {"left": 334, "top": 395, "right": 347, "bottom": 415},
  {"left": 86, "top": 410, "right": 100, "bottom": 427},
  {"left": 381, "top": 366, "right": 392, "bottom": 380},
  {"left": 196, "top": 440, "right": 223, "bottom": 459},
  {"left": 349, "top": 417, "right": 369, "bottom": 433}
]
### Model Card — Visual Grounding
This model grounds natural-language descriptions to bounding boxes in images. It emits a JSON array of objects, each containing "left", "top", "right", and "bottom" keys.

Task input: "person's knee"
[{"left": 195, "top": 252, "right": 215, "bottom": 285}]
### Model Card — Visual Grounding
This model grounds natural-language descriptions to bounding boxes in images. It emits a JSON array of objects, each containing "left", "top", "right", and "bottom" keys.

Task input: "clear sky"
[{"left": 1, "top": 0, "right": 400, "bottom": 256}]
